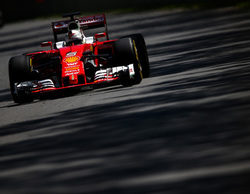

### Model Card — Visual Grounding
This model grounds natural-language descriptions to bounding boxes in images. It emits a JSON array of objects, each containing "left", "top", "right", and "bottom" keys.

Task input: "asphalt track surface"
[{"left": 1, "top": 8, "right": 250, "bottom": 194}]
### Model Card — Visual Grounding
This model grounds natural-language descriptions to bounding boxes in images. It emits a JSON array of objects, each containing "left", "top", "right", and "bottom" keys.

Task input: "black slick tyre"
[
  {"left": 9, "top": 55, "right": 34, "bottom": 103},
  {"left": 121, "top": 34, "right": 150, "bottom": 78},
  {"left": 114, "top": 38, "right": 143, "bottom": 86}
]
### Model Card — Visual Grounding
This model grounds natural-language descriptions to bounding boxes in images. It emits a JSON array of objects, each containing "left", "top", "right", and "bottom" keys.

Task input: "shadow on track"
[
  {"left": 1, "top": 71, "right": 250, "bottom": 193},
  {"left": 0, "top": 89, "right": 12, "bottom": 103}
]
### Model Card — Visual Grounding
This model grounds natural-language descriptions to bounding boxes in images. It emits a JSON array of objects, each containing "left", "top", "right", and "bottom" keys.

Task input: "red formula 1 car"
[{"left": 8, "top": 12, "right": 150, "bottom": 103}]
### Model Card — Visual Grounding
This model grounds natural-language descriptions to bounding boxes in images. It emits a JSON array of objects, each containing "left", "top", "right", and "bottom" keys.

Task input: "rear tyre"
[
  {"left": 121, "top": 34, "right": 150, "bottom": 78},
  {"left": 9, "top": 55, "right": 34, "bottom": 103},
  {"left": 114, "top": 38, "right": 143, "bottom": 86}
]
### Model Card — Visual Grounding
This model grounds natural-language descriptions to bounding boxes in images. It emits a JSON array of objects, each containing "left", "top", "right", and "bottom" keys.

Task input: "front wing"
[{"left": 14, "top": 64, "right": 135, "bottom": 95}]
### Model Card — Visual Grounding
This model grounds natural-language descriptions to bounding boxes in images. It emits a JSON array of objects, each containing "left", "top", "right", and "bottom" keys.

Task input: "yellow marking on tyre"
[
  {"left": 30, "top": 58, "right": 33, "bottom": 72},
  {"left": 133, "top": 40, "right": 143, "bottom": 79}
]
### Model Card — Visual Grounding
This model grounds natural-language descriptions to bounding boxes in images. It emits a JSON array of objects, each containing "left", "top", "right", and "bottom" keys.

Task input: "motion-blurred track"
[{"left": 1, "top": 8, "right": 250, "bottom": 194}]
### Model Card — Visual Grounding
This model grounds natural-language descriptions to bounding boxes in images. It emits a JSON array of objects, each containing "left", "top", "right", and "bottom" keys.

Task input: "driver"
[{"left": 65, "top": 21, "right": 86, "bottom": 45}]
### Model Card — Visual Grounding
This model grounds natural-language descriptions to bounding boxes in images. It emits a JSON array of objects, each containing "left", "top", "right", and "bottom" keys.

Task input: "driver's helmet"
[{"left": 66, "top": 21, "right": 86, "bottom": 45}]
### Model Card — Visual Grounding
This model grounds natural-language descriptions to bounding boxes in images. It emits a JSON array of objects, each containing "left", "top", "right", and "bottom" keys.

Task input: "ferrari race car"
[{"left": 9, "top": 12, "right": 150, "bottom": 103}]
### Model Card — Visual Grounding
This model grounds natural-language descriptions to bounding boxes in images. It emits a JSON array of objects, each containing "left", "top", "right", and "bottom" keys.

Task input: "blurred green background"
[{"left": 1, "top": 0, "right": 250, "bottom": 23}]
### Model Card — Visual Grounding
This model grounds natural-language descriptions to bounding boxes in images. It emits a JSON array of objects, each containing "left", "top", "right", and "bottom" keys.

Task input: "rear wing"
[{"left": 52, "top": 14, "right": 109, "bottom": 42}]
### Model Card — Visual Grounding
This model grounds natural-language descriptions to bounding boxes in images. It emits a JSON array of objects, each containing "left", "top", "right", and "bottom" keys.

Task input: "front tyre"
[
  {"left": 114, "top": 38, "right": 143, "bottom": 86},
  {"left": 9, "top": 55, "right": 34, "bottom": 103},
  {"left": 121, "top": 34, "right": 150, "bottom": 78}
]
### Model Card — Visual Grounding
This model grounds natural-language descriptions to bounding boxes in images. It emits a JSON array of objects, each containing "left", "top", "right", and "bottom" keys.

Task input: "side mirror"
[
  {"left": 41, "top": 41, "right": 52, "bottom": 49},
  {"left": 94, "top": 33, "right": 106, "bottom": 41}
]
